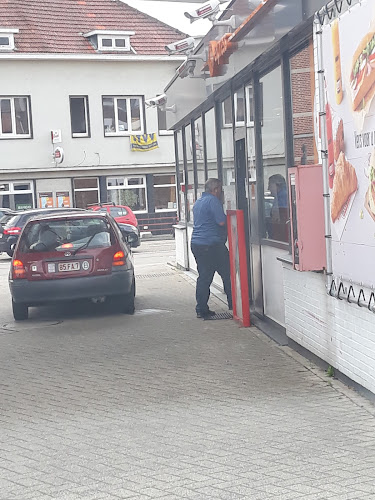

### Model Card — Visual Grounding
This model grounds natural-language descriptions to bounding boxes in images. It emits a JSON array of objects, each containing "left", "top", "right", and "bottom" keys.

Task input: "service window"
[{"left": 154, "top": 174, "right": 177, "bottom": 211}]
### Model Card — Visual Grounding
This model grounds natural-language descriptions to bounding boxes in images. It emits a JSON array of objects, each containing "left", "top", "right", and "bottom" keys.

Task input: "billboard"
[{"left": 322, "top": 0, "right": 375, "bottom": 287}]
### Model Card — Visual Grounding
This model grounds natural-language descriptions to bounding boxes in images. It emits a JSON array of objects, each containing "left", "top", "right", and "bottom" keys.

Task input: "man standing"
[{"left": 191, "top": 178, "right": 232, "bottom": 318}]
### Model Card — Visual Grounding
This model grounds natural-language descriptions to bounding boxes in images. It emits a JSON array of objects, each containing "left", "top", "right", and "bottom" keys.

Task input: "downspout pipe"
[{"left": 314, "top": 17, "right": 333, "bottom": 293}]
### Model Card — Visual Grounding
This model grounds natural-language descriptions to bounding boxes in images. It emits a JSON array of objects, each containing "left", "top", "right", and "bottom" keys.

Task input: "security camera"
[
  {"left": 178, "top": 59, "right": 197, "bottom": 79},
  {"left": 184, "top": 0, "right": 223, "bottom": 23},
  {"left": 145, "top": 94, "right": 167, "bottom": 108},
  {"left": 213, "top": 15, "right": 237, "bottom": 29},
  {"left": 165, "top": 37, "right": 196, "bottom": 55}
]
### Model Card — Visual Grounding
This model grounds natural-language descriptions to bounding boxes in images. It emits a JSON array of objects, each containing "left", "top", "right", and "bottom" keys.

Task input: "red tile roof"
[{"left": 0, "top": 0, "right": 185, "bottom": 55}]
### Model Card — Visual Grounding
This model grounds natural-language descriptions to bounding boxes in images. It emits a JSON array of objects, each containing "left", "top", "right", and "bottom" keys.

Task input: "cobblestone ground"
[{"left": 0, "top": 241, "right": 375, "bottom": 500}]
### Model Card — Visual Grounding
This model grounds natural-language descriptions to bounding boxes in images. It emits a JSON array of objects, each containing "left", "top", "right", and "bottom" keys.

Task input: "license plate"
[{"left": 58, "top": 262, "right": 80, "bottom": 272}]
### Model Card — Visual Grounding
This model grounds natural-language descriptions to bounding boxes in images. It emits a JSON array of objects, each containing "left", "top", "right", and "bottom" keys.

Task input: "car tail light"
[
  {"left": 4, "top": 226, "right": 21, "bottom": 235},
  {"left": 113, "top": 250, "right": 125, "bottom": 267},
  {"left": 12, "top": 259, "right": 26, "bottom": 279}
]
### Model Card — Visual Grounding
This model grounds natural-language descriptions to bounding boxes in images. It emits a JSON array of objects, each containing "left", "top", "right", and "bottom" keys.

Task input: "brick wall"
[
  {"left": 291, "top": 44, "right": 317, "bottom": 165},
  {"left": 282, "top": 264, "right": 375, "bottom": 394}
]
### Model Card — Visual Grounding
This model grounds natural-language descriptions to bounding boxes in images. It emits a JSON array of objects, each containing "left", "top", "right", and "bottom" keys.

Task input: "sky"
[{"left": 122, "top": 1, "right": 215, "bottom": 37}]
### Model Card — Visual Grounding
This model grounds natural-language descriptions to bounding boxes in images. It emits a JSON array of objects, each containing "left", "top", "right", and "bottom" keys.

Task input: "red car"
[
  {"left": 9, "top": 212, "right": 135, "bottom": 320},
  {"left": 90, "top": 203, "right": 138, "bottom": 228}
]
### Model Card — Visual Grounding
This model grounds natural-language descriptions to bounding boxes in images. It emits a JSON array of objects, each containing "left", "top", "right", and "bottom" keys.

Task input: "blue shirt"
[{"left": 191, "top": 192, "right": 227, "bottom": 246}]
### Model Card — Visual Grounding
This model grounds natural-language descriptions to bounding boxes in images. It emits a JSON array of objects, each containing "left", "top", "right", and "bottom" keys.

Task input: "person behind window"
[{"left": 267, "top": 174, "right": 288, "bottom": 242}]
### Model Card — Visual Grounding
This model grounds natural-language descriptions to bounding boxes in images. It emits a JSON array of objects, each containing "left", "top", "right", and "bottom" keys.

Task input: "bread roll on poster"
[{"left": 332, "top": 19, "right": 343, "bottom": 105}]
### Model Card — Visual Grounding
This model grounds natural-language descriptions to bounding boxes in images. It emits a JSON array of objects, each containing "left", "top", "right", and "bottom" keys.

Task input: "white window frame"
[
  {"left": 0, "top": 28, "right": 18, "bottom": 51},
  {"left": 156, "top": 98, "right": 173, "bottom": 136},
  {"left": 70, "top": 96, "right": 89, "bottom": 138},
  {"left": 98, "top": 35, "right": 131, "bottom": 52},
  {"left": 107, "top": 175, "right": 148, "bottom": 214},
  {"left": 0, "top": 180, "right": 35, "bottom": 209},
  {"left": 153, "top": 174, "right": 177, "bottom": 212},
  {"left": 102, "top": 96, "right": 144, "bottom": 136},
  {"left": 0, "top": 96, "right": 32, "bottom": 139}
]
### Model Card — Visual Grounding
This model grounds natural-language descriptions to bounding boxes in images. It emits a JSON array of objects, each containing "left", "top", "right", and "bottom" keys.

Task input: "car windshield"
[{"left": 19, "top": 218, "right": 113, "bottom": 253}]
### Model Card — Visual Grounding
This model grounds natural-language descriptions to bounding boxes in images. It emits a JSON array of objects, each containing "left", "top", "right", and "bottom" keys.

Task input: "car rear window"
[
  {"left": 110, "top": 207, "right": 127, "bottom": 217},
  {"left": 4, "top": 215, "right": 22, "bottom": 228},
  {"left": 18, "top": 218, "right": 114, "bottom": 253},
  {"left": 0, "top": 214, "right": 13, "bottom": 225}
]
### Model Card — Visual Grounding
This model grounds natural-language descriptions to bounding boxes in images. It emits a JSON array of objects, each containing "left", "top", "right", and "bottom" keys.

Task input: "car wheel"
[
  {"left": 122, "top": 279, "right": 136, "bottom": 314},
  {"left": 12, "top": 300, "right": 28, "bottom": 321}
]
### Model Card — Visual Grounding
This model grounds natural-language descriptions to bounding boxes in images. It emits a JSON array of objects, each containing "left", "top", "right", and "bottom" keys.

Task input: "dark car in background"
[
  {"left": 0, "top": 208, "right": 84, "bottom": 257},
  {"left": 9, "top": 212, "right": 136, "bottom": 320},
  {"left": 117, "top": 222, "right": 140, "bottom": 248}
]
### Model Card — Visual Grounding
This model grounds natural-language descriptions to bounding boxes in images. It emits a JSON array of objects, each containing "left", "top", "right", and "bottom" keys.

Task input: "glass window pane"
[
  {"left": 176, "top": 130, "right": 185, "bottom": 222},
  {"left": 102, "top": 38, "right": 112, "bottom": 47},
  {"left": 117, "top": 99, "right": 128, "bottom": 132},
  {"left": 221, "top": 99, "right": 235, "bottom": 211},
  {"left": 194, "top": 117, "right": 205, "bottom": 200},
  {"left": 107, "top": 177, "right": 124, "bottom": 187},
  {"left": 70, "top": 97, "right": 87, "bottom": 135},
  {"left": 0, "top": 37, "right": 10, "bottom": 46},
  {"left": 108, "top": 188, "right": 146, "bottom": 211},
  {"left": 74, "top": 190, "right": 99, "bottom": 209},
  {"left": 261, "top": 66, "right": 288, "bottom": 243},
  {"left": 74, "top": 177, "right": 98, "bottom": 189},
  {"left": 205, "top": 108, "right": 218, "bottom": 179},
  {"left": 290, "top": 43, "right": 317, "bottom": 166},
  {"left": 14, "top": 183, "right": 31, "bottom": 191},
  {"left": 158, "top": 107, "right": 167, "bottom": 132},
  {"left": 115, "top": 38, "right": 126, "bottom": 48},
  {"left": 103, "top": 97, "right": 116, "bottom": 134},
  {"left": 236, "top": 89, "right": 245, "bottom": 124},
  {"left": 1, "top": 99, "right": 12, "bottom": 134},
  {"left": 155, "top": 186, "right": 177, "bottom": 210},
  {"left": 14, "top": 98, "right": 29, "bottom": 135},
  {"left": 153, "top": 174, "right": 175, "bottom": 186},
  {"left": 222, "top": 97, "right": 232, "bottom": 126},
  {"left": 128, "top": 177, "right": 143, "bottom": 186},
  {"left": 185, "top": 124, "right": 195, "bottom": 221},
  {"left": 130, "top": 98, "right": 141, "bottom": 131},
  {"left": 14, "top": 193, "right": 33, "bottom": 210}
]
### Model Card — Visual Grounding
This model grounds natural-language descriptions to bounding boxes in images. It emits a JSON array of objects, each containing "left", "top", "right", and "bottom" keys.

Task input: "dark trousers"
[{"left": 191, "top": 243, "right": 232, "bottom": 314}]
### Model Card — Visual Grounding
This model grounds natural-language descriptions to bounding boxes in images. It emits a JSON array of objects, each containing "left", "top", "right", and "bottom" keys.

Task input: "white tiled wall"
[{"left": 283, "top": 264, "right": 375, "bottom": 394}]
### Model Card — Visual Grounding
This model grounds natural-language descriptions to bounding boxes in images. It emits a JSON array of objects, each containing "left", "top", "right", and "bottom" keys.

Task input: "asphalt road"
[{"left": 1, "top": 240, "right": 375, "bottom": 500}]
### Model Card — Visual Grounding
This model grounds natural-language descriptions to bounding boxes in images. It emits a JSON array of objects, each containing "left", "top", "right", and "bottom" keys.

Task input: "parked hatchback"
[
  {"left": 90, "top": 204, "right": 138, "bottom": 228},
  {"left": 9, "top": 212, "right": 135, "bottom": 320},
  {"left": 0, "top": 208, "right": 84, "bottom": 257}
]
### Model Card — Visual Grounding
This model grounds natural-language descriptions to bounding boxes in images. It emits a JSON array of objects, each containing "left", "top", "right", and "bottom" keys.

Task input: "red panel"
[{"left": 227, "top": 210, "right": 250, "bottom": 327}]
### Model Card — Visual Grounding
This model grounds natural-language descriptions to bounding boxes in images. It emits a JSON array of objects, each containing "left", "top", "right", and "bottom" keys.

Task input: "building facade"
[
  {"left": 0, "top": 0, "right": 185, "bottom": 233},
  {"left": 166, "top": 0, "right": 375, "bottom": 396}
]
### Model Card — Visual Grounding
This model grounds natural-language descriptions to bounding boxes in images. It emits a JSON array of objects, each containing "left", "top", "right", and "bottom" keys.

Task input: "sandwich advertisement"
[{"left": 322, "top": 0, "right": 375, "bottom": 287}]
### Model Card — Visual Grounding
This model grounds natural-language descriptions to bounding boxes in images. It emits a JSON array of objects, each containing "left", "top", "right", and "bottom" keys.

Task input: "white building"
[{"left": 0, "top": 0, "right": 185, "bottom": 233}]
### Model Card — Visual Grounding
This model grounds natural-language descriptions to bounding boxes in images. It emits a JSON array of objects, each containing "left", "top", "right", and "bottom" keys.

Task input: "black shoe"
[{"left": 197, "top": 309, "right": 216, "bottom": 319}]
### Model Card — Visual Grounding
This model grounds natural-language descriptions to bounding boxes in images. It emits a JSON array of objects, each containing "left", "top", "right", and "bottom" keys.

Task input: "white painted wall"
[
  {"left": 261, "top": 245, "right": 287, "bottom": 326},
  {"left": 0, "top": 59, "right": 180, "bottom": 172},
  {"left": 283, "top": 264, "right": 375, "bottom": 395}
]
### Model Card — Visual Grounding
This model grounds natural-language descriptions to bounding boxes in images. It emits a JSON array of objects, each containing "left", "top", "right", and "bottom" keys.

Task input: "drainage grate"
[
  {"left": 136, "top": 272, "right": 176, "bottom": 279},
  {"left": 204, "top": 312, "right": 233, "bottom": 321}
]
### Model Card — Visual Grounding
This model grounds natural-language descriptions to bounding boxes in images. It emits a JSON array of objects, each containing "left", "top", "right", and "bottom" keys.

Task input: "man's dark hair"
[
  {"left": 268, "top": 174, "right": 286, "bottom": 188},
  {"left": 205, "top": 178, "right": 222, "bottom": 193}
]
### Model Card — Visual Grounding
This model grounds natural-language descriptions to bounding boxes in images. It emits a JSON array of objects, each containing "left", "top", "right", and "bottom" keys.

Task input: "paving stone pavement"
[{"left": 0, "top": 244, "right": 375, "bottom": 500}]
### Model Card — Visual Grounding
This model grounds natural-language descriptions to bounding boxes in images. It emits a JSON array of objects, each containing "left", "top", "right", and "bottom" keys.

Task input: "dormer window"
[
  {"left": 0, "top": 28, "right": 19, "bottom": 51},
  {"left": 84, "top": 30, "right": 135, "bottom": 53}
]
